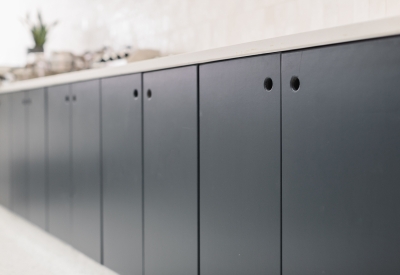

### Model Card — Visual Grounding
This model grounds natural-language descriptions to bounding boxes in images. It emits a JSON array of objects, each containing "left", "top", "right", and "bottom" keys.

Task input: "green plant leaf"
[{"left": 22, "top": 11, "right": 57, "bottom": 48}]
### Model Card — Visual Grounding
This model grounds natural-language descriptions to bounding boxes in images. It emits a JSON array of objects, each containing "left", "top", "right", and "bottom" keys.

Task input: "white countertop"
[{"left": 2, "top": 15, "right": 400, "bottom": 94}]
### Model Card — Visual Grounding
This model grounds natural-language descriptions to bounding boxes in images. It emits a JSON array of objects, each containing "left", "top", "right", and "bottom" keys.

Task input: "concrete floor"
[{"left": 0, "top": 205, "right": 117, "bottom": 275}]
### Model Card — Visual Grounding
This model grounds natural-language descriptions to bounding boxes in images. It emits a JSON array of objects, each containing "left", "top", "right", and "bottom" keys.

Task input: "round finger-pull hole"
[
  {"left": 264, "top": 77, "right": 273, "bottom": 91},
  {"left": 290, "top": 76, "right": 300, "bottom": 92},
  {"left": 147, "top": 89, "right": 152, "bottom": 99},
  {"left": 133, "top": 89, "right": 139, "bottom": 99}
]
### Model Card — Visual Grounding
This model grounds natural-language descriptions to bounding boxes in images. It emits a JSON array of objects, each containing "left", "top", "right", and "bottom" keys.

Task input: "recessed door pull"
[
  {"left": 264, "top": 77, "right": 273, "bottom": 91},
  {"left": 290, "top": 76, "right": 300, "bottom": 92},
  {"left": 65, "top": 96, "right": 70, "bottom": 102},
  {"left": 72, "top": 95, "right": 77, "bottom": 101}
]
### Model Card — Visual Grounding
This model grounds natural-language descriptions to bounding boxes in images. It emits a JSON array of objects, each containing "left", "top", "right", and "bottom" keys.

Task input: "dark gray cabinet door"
[
  {"left": 27, "top": 88, "right": 46, "bottom": 229},
  {"left": 144, "top": 66, "right": 198, "bottom": 275},
  {"left": 282, "top": 36, "right": 400, "bottom": 275},
  {"left": 102, "top": 74, "right": 142, "bottom": 275},
  {"left": 10, "top": 91, "right": 28, "bottom": 218},
  {"left": 0, "top": 94, "right": 11, "bottom": 208},
  {"left": 71, "top": 80, "right": 101, "bottom": 262},
  {"left": 48, "top": 85, "right": 72, "bottom": 243},
  {"left": 200, "top": 54, "right": 281, "bottom": 275}
]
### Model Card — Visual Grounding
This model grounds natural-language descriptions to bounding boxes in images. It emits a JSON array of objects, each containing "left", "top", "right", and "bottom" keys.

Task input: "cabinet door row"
[{"left": 1, "top": 36, "right": 400, "bottom": 275}]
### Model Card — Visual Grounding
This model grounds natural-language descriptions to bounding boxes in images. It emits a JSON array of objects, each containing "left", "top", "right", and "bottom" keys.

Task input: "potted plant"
[
  {"left": 20, "top": 11, "right": 58, "bottom": 78},
  {"left": 22, "top": 11, "right": 58, "bottom": 53}
]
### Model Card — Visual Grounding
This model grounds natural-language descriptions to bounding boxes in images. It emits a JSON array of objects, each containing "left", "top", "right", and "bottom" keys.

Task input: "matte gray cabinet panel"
[
  {"left": 71, "top": 80, "right": 101, "bottom": 262},
  {"left": 48, "top": 85, "right": 72, "bottom": 243},
  {"left": 27, "top": 88, "right": 46, "bottom": 229},
  {"left": 102, "top": 74, "right": 142, "bottom": 275},
  {"left": 9, "top": 89, "right": 46, "bottom": 227},
  {"left": 10, "top": 91, "right": 28, "bottom": 218},
  {"left": 200, "top": 55, "right": 281, "bottom": 275},
  {"left": 282, "top": 36, "right": 400, "bottom": 274},
  {"left": 0, "top": 94, "right": 11, "bottom": 208},
  {"left": 144, "top": 66, "right": 198, "bottom": 275}
]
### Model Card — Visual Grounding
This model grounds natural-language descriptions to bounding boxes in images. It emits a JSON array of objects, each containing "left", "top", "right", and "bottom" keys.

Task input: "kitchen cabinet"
[
  {"left": 282, "top": 36, "right": 400, "bottom": 274},
  {"left": 27, "top": 89, "right": 46, "bottom": 229},
  {"left": 10, "top": 91, "right": 28, "bottom": 218},
  {"left": 102, "top": 74, "right": 142, "bottom": 275},
  {"left": 48, "top": 84, "right": 72, "bottom": 243},
  {"left": 143, "top": 66, "right": 198, "bottom": 275},
  {"left": 10, "top": 89, "right": 46, "bottom": 229},
  {"left": 71, "top": 80, "right": 101, "bottom": 262},
  {"left": 0, "top": 94, "right": 11, "bottom": 208},
  {"left": 199, "top": 54, "right": 281, "bottom": 275}
]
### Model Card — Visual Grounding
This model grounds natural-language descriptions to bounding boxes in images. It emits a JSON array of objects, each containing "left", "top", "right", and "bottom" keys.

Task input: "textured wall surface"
[{"left": 1, "top": 0, "right": 400, "bottom": 66}]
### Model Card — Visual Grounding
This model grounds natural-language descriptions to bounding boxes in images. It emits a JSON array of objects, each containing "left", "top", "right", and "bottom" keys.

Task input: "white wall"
[{"left": 1, "top": 0, "right": 400, "bottom": 67}]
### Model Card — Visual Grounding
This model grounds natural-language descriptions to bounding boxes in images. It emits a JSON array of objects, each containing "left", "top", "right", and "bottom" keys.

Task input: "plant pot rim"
[{"left": 28, "top": 47, "right": 44, "bottom": 53}]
